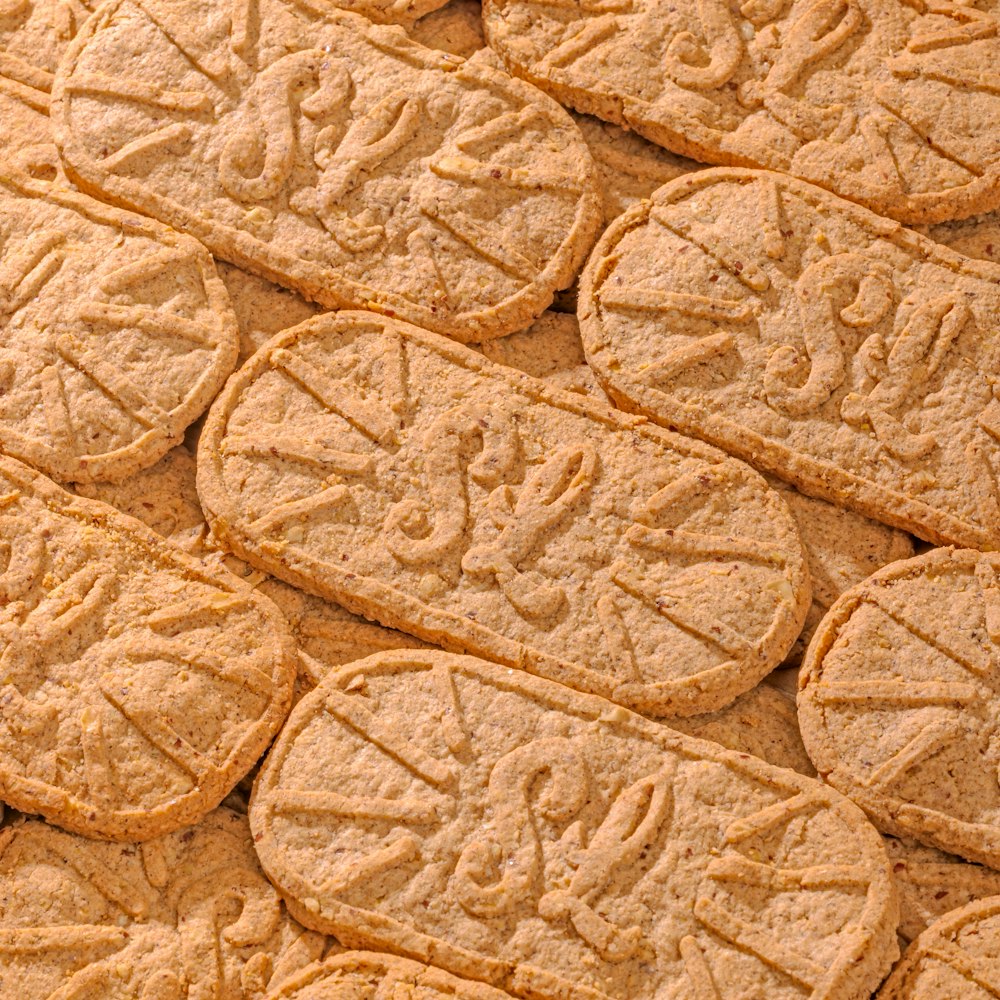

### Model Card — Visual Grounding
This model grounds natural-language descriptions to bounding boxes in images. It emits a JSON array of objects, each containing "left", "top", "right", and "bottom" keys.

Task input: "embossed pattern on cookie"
[
  {"left": 198, "top": 311, "right": 810, "bottom": 717},
  {"left": 484, "top": 0, "right": 1000, "bottom": 224},
  {"left": 580, "top": 168, "right": 1000, "bottom": 549},
  {"left": 800, "top": 548, "right": 1000, "bottom": 869},
  {"left": 251, "top": 650, "right": 899, "bottom": 1000},
  {"left": 53, "top": 0, "right": 602, "bottom": 342},
  {"left": 876, "top": 895, "right": 1000, "bottom": 998},
  {"left": 0, "top": 152, "right": 238, "bottom": 484},
  {"left": 0, "top": 0, "right": 95, "bottom": 97},
  {"left": 0, "top": 808, "right": 331, "bottom": 999},
  {"left": 0, "top": 455, "right": 296, "bottom": 840}
]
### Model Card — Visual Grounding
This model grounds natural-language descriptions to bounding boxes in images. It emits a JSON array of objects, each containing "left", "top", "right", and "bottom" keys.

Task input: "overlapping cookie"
[
  {"left": 250, "top": 649, "right": 898, "bottom": 1000},
  {"left": 53, "top": 0, "right": 602, "bottom": 342},
  {"left": 0, "top": 807, "right": 332, "bottom": 998},
  {"left": 877, "top": 895, "right": 1000, "bottom": 998},
  {"left": 198, "top": 311, "right": 809, "bottom": 717},
  {"left": 0, "top": 455, "right": 296, "bottom": 840},
  {"left": 799, "top": 548, "right": 1000, "bottom": 869},
  {"left": 0, "top": 137, "right": 238, "bottom": 483},
  {"left": 484, "top": 0, "right": 1000, "bottom": 223},
  {"left": 581, "top": 168, "right": 1000, "bottom": 549}
]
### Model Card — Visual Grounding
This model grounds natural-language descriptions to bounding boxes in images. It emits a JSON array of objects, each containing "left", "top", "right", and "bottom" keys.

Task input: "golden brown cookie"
[
  {"left": 219, "top": 263, "right": 322, "bottom": 365},
  {"left": 53, "top": 0, "right": 602, "bottom": 342},
  {"left": 0, "top": 144, "right": 237, "bottom": 484},
  {"left": 580, "top": 168, "right": 1000, "bottom": 549},
  {"left": 0, "top": 807, "right": 332, "bottom": 998},
  {"left": 799, "top": 547, "right": 1000, "bottom": 869},
  {"left": 483, "top": 0, "right": 1000, "bottom": 224},
  {"left": 409, "top": 0, "right": 485, "bottom": 58},
  {"left": 0, "top": 455, "right": 296, "bottom": 840},
  {"left": 198, "top": 311, "right": 810, "bottom": 717},
  {"left": 250, "top": 649, "right": 899, "bottom": 1000},
  {"left": 0, "top": 0, "right": 95, "bottom": 97},
  {"left": 876, "top": 895, "right": 1000, "bottom": 998},
  {"left": 77, "top": 444, "right": 429, "bottom": 698},
  {"left": 925, "top": 210, "right": 1000, "bottom": 267},
  {"left": 886, "top": 836, "right": 1000, "bottom": 944},
  {"left": 267, "top": 952, "right": 516, "bottom": 1000}
]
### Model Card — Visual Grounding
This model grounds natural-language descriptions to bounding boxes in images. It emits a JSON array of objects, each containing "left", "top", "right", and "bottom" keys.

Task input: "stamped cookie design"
[
  {"left": 251, "top": 650, "right": 898, "bottom": 1000},
  {"left": 199, "top": 311, "right": 809, "bottom": 717},
  {"left": 0, "top": 455, "right": 296, "bottom": 840},
  {"left": 885, "top": 836, "right": 1000, "bottom": 943},
  {"left": 800, "top": 547, "right": 1000, "bottom": 869},
  {"left": 268, "top": 952, "right": 516, "bottom": 1000},
  {"left": 485, "top": 0, "right": 1000, "bottom": 223},
  {"left": 0, "top": 148, "right": 238, "bottom": 484},
  {"left": 0, "top": 0, "right": 95, "bottom": 97},
  {"left": 53, "top": 0, "right": 602, "bottom": 342},
  {"left": 876, "top": 896, "right": 1000, "bottom": 998},
  {"left": 581, "top": 168, "right": 1000, "bottom": 549},
  {"left": 0, "top": 808, "right": 331, "bottom": 999}
]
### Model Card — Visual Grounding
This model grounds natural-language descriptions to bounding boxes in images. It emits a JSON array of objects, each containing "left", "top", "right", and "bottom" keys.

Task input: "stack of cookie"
[{"left": 1, "top": 0, "right": 999, "bottom": 996}]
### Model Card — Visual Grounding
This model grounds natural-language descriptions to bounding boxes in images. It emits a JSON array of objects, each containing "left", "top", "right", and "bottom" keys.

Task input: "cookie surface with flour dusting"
[
  {"left": 198, "top": 311, "right": 810, "bottom": 717},
  {"left": 250, "top": 649, "right": 899, "bottom": 1000},
  {"left": 53, "top": 0, "right": 602, "bottom": 341},
  {"left": 580, "top": 168, "right": 1000, "bottom": 549}
]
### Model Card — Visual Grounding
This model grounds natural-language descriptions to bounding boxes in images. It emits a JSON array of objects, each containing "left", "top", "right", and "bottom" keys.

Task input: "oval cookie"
[
  {"left": 198, "top": 311, "right": 809, "bottom": 717},
  {"left": 268, "top": 952, "right": 516, "bottom": 1000},
  {"left": 0, "top": 807, "right": 331, "bottom": 998},
  {"left": 0, "top": 153, "right": 237, "bottom": 484},
  {"left": 251, "top": 649, "right": 898, "bottom": 1000},
  {"left": 580, "top": 168, "right": 1000, "bottom": 549},
  {"left": 53, "top": 0, "right": 602, "bottom": 342},
  {"left": 483, "top": 0, "right": 1000, "bottom": 224},
  {"left": 799, "top": 547, "right": 1000, "bottom": 868},
  {"left": 877, "top": 896, "right": 1000, "bottom": 998},
  {"left": 0, "top": 455, "right": 296, "bottom": 840}
]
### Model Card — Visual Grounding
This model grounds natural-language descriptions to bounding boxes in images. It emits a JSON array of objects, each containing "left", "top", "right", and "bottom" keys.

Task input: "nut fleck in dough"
[
  {"left": 800, "top": 548, "right": 1000, "bottom": 869},
  {"left": 0, "top": 808, "right": 332, "bottom": 998},
  {"left": 580, "top": 168, "right": 1000, "bottom": 549},
  {"left": 483, "top": 0, "right": 1000, "bottom": 224},
  {"left": 250, "top": 649, "right": 899, "bottom": 1000},
  {"left": 876, "top": 895, "right": 1000, "bottom": 998},
  {"left": 198, "top": 311, "right": 810, "bottom": 718},
  {"left": 0, "top": 455, "right": 296, "bottom": 840},
  {"left": 53, "top": 0, "right": 603, "bottom": 342}
]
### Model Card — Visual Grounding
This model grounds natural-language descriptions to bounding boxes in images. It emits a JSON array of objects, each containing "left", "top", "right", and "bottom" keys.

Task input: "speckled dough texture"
[
  {"left": 0, "top": 149, "right": 238, "bottom": 484},
  {"left": 198, "top": 311, "right": 810, "bottom": 717},
  {"left": 799, "top": 547, "right": 1000, "bottom": 869},
  {"left": 876, "top": 895, "right": 1000, "bottom": 998},
  {"left": 580, "top": 168, "right": 1000, "bottom": 549},
  {"left": 483, "top": 0, "right": 1000, "bottom": 224},
  {"left": 250, "top": 649, "right": 899, "bottom": 1000},
  {"left": 0, "top": 808, "right": 333, "bottom": 999},
  {"left": 52, "top": 0, "right": 603, "bottom": 342},
  {"left": 0, "top": 455, "right": 296, "bottom": 840},
  {"left": 409, "top": 0, "right": 486, "bottom": 58}
]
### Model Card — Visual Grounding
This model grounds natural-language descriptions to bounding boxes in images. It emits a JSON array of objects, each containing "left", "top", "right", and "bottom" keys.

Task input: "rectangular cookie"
[
  {"left": 197, "top": 310, "right": 810, "bottom": 717},
  {"left": 580, "top": 168, "right": 1000, "bottom": 549}
]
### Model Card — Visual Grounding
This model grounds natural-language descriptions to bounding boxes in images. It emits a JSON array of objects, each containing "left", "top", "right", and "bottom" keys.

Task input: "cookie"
[
  {"left": 219, "top": 263, "right": 322, "bottom": 366},
  {"left": 0, "top": 807, "right": 332, "bottom": 998},
  {"left": 77, "top": 444, "right": 429, "bottom": 698},
  {"left": 876, "top": 896, "right": 1000, "bottom": 998},
  {"left": 267, "top": 952, "right": 516, "bottom": 1000},
  {"left": 409, "top": 0, "right": 486, "bottom": 58},
  {"left": 199, "top": 311, "right": 809, "bottom": 717},
  {"left": 250, "top": 649, "right": 898, "bottom": 1000},
  {"left": 0, "top": 0, "right": 95, "bottom": 97},
  {"left": 474, "top": 311, "right": 609, "bottom": 401},
  {"left": 799, "top": 547, "right": 1000, "bottom": 868},
  {"left": 0, "top": 455, "right": 296, "bottom": 840},
  {"left": 53, "top": 0, "right": 602, "bottom": 343},
  {"left": 885, "top": 836, "right": 1000, "bottom": 944},
  {"left": 925, "top": 211, "right": 1000, "bottom": 267},
  {"left": 483, "top": 0, "right": 1000, "bottom": 224},
  {"left": 580, "top": 168, "right": 1000, "bottom": 549},
  {"left": 0, "top": 141, "right": 238, "bottom": 484}
]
